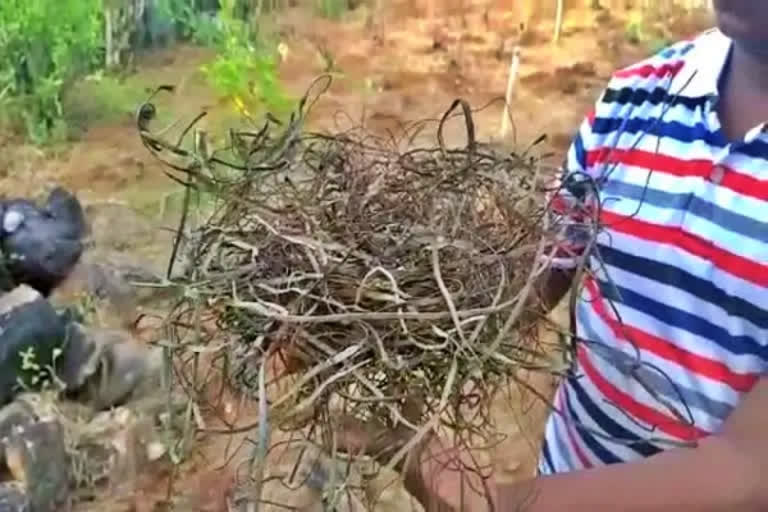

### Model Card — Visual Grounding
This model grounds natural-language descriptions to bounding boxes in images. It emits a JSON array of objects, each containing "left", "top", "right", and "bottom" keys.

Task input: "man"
[{"left": 341, "top": 1, "right": 768, "bottom": 510}]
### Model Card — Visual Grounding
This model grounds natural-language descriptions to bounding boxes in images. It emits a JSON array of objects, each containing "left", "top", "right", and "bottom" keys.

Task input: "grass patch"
[
  {"left": 0, "top": 70, "right": 149, "bottom": 144},
  {"left": 59, "top": 72, "right": 149, "bottom": 138}
]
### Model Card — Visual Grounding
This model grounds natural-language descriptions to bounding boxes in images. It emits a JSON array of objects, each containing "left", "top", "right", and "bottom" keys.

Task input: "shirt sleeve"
[{"left": 545, "top": 108, "right": 602, "bottom": 270}]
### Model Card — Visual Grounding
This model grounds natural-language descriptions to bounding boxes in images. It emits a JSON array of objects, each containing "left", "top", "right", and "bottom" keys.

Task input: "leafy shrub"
[
  {"left": 161, "top": 0, "right": 294, "bottom": 118},
  {"left": 1, "top": 0, "right": 295, "bottom": 143},
  {"left": 0, "top": 0, "right": 104, "bottom": 142}
]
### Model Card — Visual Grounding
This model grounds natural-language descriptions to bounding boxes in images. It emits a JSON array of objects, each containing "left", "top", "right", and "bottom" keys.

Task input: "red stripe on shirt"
[
  {"left": 584, "top": 278, "right": 759, "bottom": 392},
  {"left": 600, "top": 209, "right": 768, "bottom": 288},
  {"left": 578, "top": 346, "right": 708, "bottom": 441},
  {"left": 551, "top": 196, "right": 589, "bottom": 222},
  {"left": 586, "top": 109, "right": 596, "bottom": 126},
  {"left": 614, "top": 61, "right": 685, "bottom": 79},
  {"left": 586, "top": 148, "right": 768, "bottom": 201},
  {"left": 551, "top": 195, "right": 570, "bottom": 214}
]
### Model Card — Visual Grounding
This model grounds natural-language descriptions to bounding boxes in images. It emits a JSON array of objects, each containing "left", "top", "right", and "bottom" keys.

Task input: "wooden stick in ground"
[
  {"left": 499, "top": 46, "right": 521, "bottom": 141},
  {"left": 553, "top": 0, "right": 565, "bottom": 44}
]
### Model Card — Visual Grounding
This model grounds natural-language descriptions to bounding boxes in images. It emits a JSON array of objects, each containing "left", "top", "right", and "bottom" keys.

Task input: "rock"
[
  {"left": 3, "top": 419, "right": 70, "bottom": 512},
  {"left": 145, "top": 440, "right": 166, "bottom": 462},
  {"left": 0, "top": 482, "right": 30, "bottom": 512},
  {"left": 74, "top": 407, "right": 158, "bottom": 492},
  {"left": 82, "top": 202, "right": 157, "bottom": 253},
  {"left": 75, "top": 327, "right": 164, "bottom": 410},
  {"left": 0, "top": 287, "right": 163, "bottom": 407},
  {"left": 0, "top": 402, "right": 36, "bottom": 463},
  {"left": 56, "top": 322, "right": 105, "bottom": 391},
  {"left": 0, "top": 402, "right": 35, "bottom": 441},
  {"left": 53, "top": 260, "right": 171, "bottom": 330},
  {"left": 0, "top": 286, "right": 67, "bottom": 404},
  {"left": 15, "top": 392, "right": 94, "bottom": 427},
  {"left": 0, "top": 188, "right": 86, "bottom": 297},
  {"left": 10, "top": 393, "right": 183, "bottom": 495},
  {"left": 75, "top": 260, "right": 165, "bottom": 304}
]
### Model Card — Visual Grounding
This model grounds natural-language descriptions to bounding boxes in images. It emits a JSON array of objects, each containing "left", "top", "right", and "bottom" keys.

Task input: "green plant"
[
  {"left": 315, "top": 0, "right": 353, "bottom": 19},
  {"left": 0, "top": 0, "right": 104, "bottom": 143},
  {"left": 199, "top": 0, "right": 294, "bottom": 118},
  {"left": 624, "top": 10, "right": 647, "bottom": 45},
  {"left": 204, "top": 43, "right": 293, "bottom": 117},
  {"left": 157, "top": 0, "right": 293, "bottom": 118},
  {"left": 156, "top": 0, "right": 224, "bottom": 47},
  {"left": 18, "top": 345, "right": 65, "bottom": 392}
]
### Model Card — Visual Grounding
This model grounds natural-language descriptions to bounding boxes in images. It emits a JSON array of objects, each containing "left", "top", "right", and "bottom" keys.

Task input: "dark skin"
[
  {"left": 335, "top": 3, "right": 768, "bottom": 511},
  {"left": 715, "top": 1, "right": 768, "bottom": 139}
]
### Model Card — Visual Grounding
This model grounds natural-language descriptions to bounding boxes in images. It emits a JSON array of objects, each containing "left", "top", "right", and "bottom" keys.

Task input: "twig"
[{"left": 499, "top": 46, "right": 521, "bottom": 140}]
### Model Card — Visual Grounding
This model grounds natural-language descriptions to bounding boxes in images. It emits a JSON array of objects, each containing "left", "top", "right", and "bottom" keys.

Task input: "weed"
[{"left": 17, "top": 345, "right": 65, "bottom": 393}]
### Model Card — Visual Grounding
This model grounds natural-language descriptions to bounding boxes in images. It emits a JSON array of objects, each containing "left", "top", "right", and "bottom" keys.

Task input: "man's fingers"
[
  {"left": 334, "top": 415, "right": 409, "bottom": 457},
  {"left": 334, "top": 391, "right": 429, "bottom": 455}
]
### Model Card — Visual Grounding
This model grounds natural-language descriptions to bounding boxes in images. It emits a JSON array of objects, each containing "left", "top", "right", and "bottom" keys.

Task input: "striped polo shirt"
[{"left": 539, "top": 28, "right": 768, "bottom": 474}]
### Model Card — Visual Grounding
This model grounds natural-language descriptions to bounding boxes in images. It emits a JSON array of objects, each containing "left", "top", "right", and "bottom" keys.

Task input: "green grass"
[{"left": 57, "top": 72, "right": 149, "bottom": 139}]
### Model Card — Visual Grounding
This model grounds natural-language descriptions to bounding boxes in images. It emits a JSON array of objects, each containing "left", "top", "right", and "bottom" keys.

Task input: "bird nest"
[{"left": 137, "top": 78, "right": 565, "bottom": 470}]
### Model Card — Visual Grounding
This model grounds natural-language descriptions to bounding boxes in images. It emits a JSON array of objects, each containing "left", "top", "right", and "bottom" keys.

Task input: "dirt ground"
[{"left": 0, "top": 2, "right": 712, "bottom": 510}]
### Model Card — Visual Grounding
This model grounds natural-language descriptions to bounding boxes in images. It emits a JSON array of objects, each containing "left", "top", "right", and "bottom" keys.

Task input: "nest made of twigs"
[{"left": 137, "top": 77, "right": 563, "bottom": 469}]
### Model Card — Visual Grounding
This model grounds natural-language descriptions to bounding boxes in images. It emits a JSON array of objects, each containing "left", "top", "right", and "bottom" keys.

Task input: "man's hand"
[
  {"left": 334, "top": 376, "right": 768, "bottom": 512},
  {"left": 335, "top": 413, "right": 498, "bottom": 512}
]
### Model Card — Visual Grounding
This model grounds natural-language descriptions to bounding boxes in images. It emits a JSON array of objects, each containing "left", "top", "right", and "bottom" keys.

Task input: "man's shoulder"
[
  {"left": 589, "top": 28, "right": 728, "bottom": 122},
  {"left": 607, "top": 29, "right": 724, "bottom": 88},
  {"left": 581, "top": 29, "right": 727, "bottom": 148}
]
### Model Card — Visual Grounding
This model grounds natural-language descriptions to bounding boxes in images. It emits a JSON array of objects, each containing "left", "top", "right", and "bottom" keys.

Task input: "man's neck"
[
  {"left": 730, "top": 42, "right": 768, "bottom": 92},
  {"left": 716, "top": 40, "right": 768, "bottom": 140}
]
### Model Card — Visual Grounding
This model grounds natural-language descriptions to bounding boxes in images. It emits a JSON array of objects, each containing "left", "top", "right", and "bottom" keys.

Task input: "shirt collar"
[{"left": 670, "top": 28, "right": 733, "bottom": 99}]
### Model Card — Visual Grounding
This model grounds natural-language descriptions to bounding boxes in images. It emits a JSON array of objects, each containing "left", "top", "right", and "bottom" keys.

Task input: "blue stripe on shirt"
[
  {"left": 601, "top": 87, "right": 706, "bottom": 111},
  {"left": 592, "top": 117, "right": 724, "bottom": 147},
  {"left": 596, "top": 278, "right": 767, "bottom": 358},
  {"left": 562, "top": 383, "right": 623, "bottom": 464},
  {"left": 599, "top": 243, "right": 768, "bottom": 330},
  {"left": 568, "top": 376, "right": 663, "bottom": 457}
]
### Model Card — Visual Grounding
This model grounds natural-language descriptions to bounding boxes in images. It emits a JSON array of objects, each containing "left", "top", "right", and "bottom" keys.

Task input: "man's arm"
[
  {"left": 486, "top": 378, "right": 768, "bottom": 512},
  {"left": 527, "top": 102, "right": 603, "bottom": 320},
  {"left": 402, "top": 378, "right": 768, "bottom": 512},
  {"left": 533, "top": 267, "right": 575, "bottom": 315}
]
